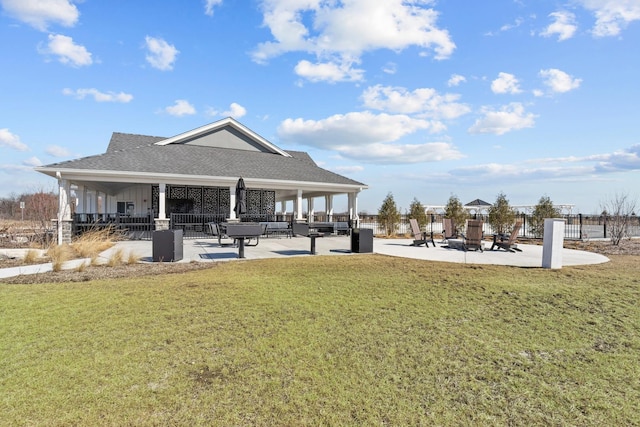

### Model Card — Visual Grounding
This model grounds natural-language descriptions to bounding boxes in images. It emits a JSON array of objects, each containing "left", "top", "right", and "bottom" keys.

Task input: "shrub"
[
  {"left": 408, "top": 198, "right": 428, "bottom": 230},
  {"left": 378, "top": 193, "right": 401, "bottom": 236},
  {"left": 444, "top": 195, "right": 468, "bottom": 235},
  {"left": 530, "top": 196, "right": 561, "bottom": 238},
  {"left": 488, "top": 192, "right": 516, "bottom": 235}
]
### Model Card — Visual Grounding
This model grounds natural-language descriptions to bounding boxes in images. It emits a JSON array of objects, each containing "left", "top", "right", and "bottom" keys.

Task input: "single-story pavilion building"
[{"left": 35, "top": 118, "right": 368, "bottom": 243}]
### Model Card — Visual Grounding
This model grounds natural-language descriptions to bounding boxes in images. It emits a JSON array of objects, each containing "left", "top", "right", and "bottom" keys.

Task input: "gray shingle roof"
[{"left": 44, "top": 133, "right": 365, "bottom": 187}]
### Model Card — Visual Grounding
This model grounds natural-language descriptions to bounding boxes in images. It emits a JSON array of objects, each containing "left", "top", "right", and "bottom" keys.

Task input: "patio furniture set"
[{"left": 409, "top": 218, "right": 523, "bottom": 253}]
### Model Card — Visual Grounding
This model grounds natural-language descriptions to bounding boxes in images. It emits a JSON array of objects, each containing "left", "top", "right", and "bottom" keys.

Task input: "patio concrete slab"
[
  {"left": 108, "top": 236, "right": 608, "bottom": 267},
  {"left": 0, "top": 235, "right": 609, "bottom": 280}
]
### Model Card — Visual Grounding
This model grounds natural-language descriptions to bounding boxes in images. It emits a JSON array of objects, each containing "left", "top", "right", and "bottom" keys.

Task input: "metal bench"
[{"left": 260, "top": 221, "right": 292, "bottom": 238}]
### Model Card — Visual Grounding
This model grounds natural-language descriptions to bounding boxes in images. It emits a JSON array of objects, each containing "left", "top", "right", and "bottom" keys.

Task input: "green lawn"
[{"left": 2, "top": 254, "right": 640, "bottom": 426}]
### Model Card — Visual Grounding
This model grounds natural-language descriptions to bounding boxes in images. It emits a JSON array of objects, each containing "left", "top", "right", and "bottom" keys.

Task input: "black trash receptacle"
[
  {"left": 153, "top": 229, "right": 183, "bottom": 262},
  {"left": 351, "top": 228, "right": 373, "bottom": 253}
]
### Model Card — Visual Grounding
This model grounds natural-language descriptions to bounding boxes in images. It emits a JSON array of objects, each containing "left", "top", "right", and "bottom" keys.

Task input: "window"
[{"left": 117, "top": 202, "right": 135, "bottom": 215}]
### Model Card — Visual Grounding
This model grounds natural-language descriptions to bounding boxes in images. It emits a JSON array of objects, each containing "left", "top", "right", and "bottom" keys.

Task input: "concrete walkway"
[{"left": 0, "top": 236, "right": 609, "bottom": 279}]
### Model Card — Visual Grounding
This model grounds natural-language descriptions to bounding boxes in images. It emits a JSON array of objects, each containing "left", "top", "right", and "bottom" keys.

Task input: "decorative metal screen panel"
[
  {"left": 262, "top": 190, "right": 275, "bottom": 215},
  {"left": 219, "top": 188, "right": 230, "bottom": 215},
  {"left": 169, "top": 186, "right": 187, "bottom": 199},
  {"left": 247, "top": 190, "right": 261, "bottom": 215},
  {"left": 151, "top": 185, "right": 159, "bottom": 216},
  {"left": 187, "top": 187, "right": 203, "bottom": 214},
  {"left": 150, "top": 186, "right": 274, "bottom": 217},
  {"left": 203, "top": 187, "right": 217, "bottom": 214}
]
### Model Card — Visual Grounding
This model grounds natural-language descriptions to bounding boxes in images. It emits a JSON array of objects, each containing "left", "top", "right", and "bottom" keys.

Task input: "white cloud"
[
  {"left": 278, "top": 111, "right": 432, "bottom": 148},
  {"left": 145, "top": 36, "right": 179, "bottom": 71},
  {"left": 62, "top": 88, "right": 133, "bottom": 103},
  {"left": 336, "top": 141, "right": 464, "bottom": 164},
  {"left": 468, "top": 102, "right": 536, "bottom": 135},
  {"left": 46, "top": 145, "right": 71, "bottom": 157},
  {"left": 484, "top": 17, "right": 524, "bottom": 36},
  {"left": 204, "top": 0, "right": 223, "bottom": 16},
  {"left": 277, "top": 111, "right": 464, "bottom": 164},
  {"left": 252, "top": 0, "right": 455, "bottom": 82},
  {"left": 206, "top": 102, "right": 247, "bottom": 118},
  {"left": 1, "top": 0, "right": 79, "bottom": 31},
  {"left": 332, "top": 165, "right": 364, "bottom": 174},
  {"left": 40, "top": 34, "right": 92, "bottom": 67},
  {"left": 448, "top": 74, "right": 466, "bottom": 87},
  {"left": 361, "top": 85, "right": 470, "bottom": 121},
  {"left": 540, "top": 11, "right": 578, "bottom": 41},
  {"left": 578, "top": 0, "right": 640, "bottom": 37},
  {"left": 164, "top": 99, "right": 196, "bottom": 116},
  {"left": 0, "top": 128, "right": 29, "bottom": 151},
  {"left": 294, "top": 59, "right": 365, "bottom": 83},
  {"left": 222, "top": 102, "right": 247, "bottom": 118},
  {"left": 23, "top": 156, "right": 42, "bottom": 167},
  {"left": 539, "top": 68, "right": 582, "bottom": 93},
  {"left": 382, "top": 62, "right": 397, "bottom": 75},
  {"left": 441, "top": 144, "right": 640, "bottom": 185},
  {"left": 491, "top": 72, "right": 522, "bottom": 94}
]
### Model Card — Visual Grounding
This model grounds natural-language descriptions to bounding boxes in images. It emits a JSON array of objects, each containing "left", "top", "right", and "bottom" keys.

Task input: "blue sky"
[{"left": 1, "top": 0, "right": 639, "bottom": 214}]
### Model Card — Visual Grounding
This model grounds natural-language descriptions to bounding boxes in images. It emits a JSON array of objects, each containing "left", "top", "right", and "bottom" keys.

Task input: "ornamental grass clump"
[
  {"left": 22, "top": 249, "right": 41, "bottom": 264},
  {"left": 71, "top": 228, "right": 116, "bottom": 259}
]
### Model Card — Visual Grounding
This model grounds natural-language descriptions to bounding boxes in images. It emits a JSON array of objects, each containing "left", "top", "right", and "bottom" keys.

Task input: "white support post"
[
  {"left": 296, "top": 190, "right": 304, "bottom": 221},
  {"left": 326, "top": 195, "right": 334, "bottom": 222},
  {"left": 76, "top": 185, "right": 85, "bottom": 214},
  {"left": 229, "top": 184, "right": 237, "bottom": 220},
  {"left": 348, "top": 191, "right": 360, "bottom": 227},
  {"left": 279, "top": 201, "right": 286, "bottom": 217},
  {"left": 158, "top": 183, "right": 166, "bottom": 220},
  {"left": 308, "top": 197, "right": 315, "bottom": 222}
]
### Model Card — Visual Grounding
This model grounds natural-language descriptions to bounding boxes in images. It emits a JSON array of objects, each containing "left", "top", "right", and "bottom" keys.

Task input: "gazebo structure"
[{"left": 35, "top": 118, "right": 368, "bottom": 243}]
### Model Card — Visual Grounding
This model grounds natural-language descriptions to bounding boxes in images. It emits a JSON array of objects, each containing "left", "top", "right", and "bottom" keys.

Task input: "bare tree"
[
  {"left": 25, "top": 190, "right": 57, "bottom": 229},
  {"left": 600, "top": 192, "right": 638, "bottom": 245}
]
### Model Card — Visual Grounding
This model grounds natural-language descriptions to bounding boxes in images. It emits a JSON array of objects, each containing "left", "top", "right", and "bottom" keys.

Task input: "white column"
[
  {"left": 308, "top": 197, "right": 315, "bottom": 221},
  {"left": 75, "top": 185, "right": 84, "bottom": 214},
  {"left": 296, "top": 189, "right": 304, "bottom": 221},
  {"left": 158, "top": 183, "right": 166, "bottom": 219},
  {"left": 229, "top": 184, "right": 237, "bottom": 220},
  {"left": 279, "top": 201, "right": 286, "bottom": 216},
  {"left": 348, "top": 192, "right": 360, "bottom": 226},
  {"left": 325, "top": 195, "right": 334, "bottom": 222},
  {"left": 58, "top": 178, "right": 71, "bottom": 220}
]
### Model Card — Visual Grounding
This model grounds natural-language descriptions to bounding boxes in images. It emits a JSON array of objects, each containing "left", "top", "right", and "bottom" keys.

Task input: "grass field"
[{"left": 2, "top": 254, "right": 640, "bottom": 426}]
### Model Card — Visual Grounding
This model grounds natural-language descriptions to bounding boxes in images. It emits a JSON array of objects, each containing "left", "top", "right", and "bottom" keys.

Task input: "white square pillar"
[{"left": 542, "top": 218, "right": 566, "bottom": 269}]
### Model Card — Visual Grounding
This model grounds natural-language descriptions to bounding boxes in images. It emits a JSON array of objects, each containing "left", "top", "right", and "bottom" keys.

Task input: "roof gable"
[{"left": 155, "top": 117, "right": 291, "bottom": 157}]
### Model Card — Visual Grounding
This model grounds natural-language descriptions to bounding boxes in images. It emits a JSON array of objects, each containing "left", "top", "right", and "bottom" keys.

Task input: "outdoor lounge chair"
[
  {"left": 409, "top": 218, "right": 435, "bottom": 247},
  {"left": 461, "top": 219, "right": 484, "bottom": 252},
  {"left": 490, "top": 221, "right": 523, "bottom": 252},
  {"left": 441, "top": 218, "right": 457, "bottom": 243}
]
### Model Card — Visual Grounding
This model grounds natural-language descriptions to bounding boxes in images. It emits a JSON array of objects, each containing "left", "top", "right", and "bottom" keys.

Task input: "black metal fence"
[
  {"left": 73, "top": 213, "right": 154, "bottom": 240},
  {"left": 72, "top": 212, "right": 640, "bottom": 241},
  {"left": 358, "top": 213, "right": 640, "bottom": 240}
]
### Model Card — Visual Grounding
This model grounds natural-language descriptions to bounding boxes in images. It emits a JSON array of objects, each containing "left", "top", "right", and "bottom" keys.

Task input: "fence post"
[
  {"left": 603, "top": 215, "right": 607, "bottom": 239},
  {"left": 579, "top": 214, "right": 583, "bottom": 240}
]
